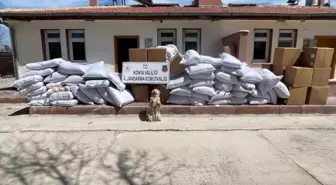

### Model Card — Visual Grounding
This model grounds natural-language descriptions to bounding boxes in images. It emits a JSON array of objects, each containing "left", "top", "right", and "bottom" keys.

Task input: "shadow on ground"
[{"left": 0, "top": 135, "right": 179, "bottom": 185}]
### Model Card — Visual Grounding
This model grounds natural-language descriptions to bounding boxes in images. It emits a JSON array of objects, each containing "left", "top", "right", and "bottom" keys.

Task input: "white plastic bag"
[
  {"left": 268, "top": 89, "right": 278, "bottom": 105},
  {"left": 83, "top": 61, "right": 107, "bottom": 79},
  {"left": 229, "top": 97, "right": 247, "bottom": 105},
  {"left": 97, "top": 87, "right": 116, "bottom": 105},
  {"left": 107, "top": 72, "right": 126, "bottom": 91},
  {"left": 190, "top": 98, "right": 206, "bottom": 106},
  {"left": 187, "top": 63, "right": 216, "bottom": 75},
  {"left": 21, "top": 68, "right": 55, "bottom": 78},
  {"left": 210, "top": 91, "right": 233, "bottom": 103},
  {"left": 190, "top": 92, "right": 210, "bottom": 102},
  {"left": 26, "top": 58, "right": 65, "bottom": 70},
  {"left": 248, "top": 96, "right": 270, "bottom": 105},
  {"left": 28, "top": 92, "right": 49, "bottom": 101},
  {"left": 50, "top": 91, "right": 74, "bottom": 102},
  {"left": 257, "top": 69, "right": 283, "bottom": 95},
  {"left": 70, "top": 85, "right": 94, "bottom": 105},
  {"left": 79, "top": 84, "right": 106, "bottom": 105},
  {"left": 19, "top": 82, "right": 44, "bottom": 95},
  {"left": 221, "top": 62, "right": 250, "bottom": 76},
  {"left": 44, "top": 72, "right": 68, "bottom": 83},
  {"left": 219, "top": 53, "right": 242, "bottom": 68},
  {"left": 14, "top": 75, "right": 43, "bottom": 89},
  {"left": 170, "top": 86, "right": 192, "bottom": 97},
  {"left": 214, "top": 80, "right": 233, "bottom": 92},
  {"left": 192, "top": 86, "right": 216, "bottom": 97},
  {"left": 274, "top": 81, "right": 290, "bottom": 98},
  {"left": 166, "top": 73, "right": 191, "bottom": 90},
  {"left": 51, "top": 100, "right": 78, "bottom": 107},
  {"left": 27, "top": 87, "right": 48, "bottom": 97},
  {"left": 215, "top": 71, "right": 238, "bottom": 84},
  {"left": 233, "top": 84, "right": 251, "bottom": 93},
  {"left": 85, "top": 80, "right": 110, "bottom": 88},
  {"left": 209, "top": 99, "right": 230, "bottom": 105},
  {"left": 189, "top": 72, "right": 215, "bottom": 80},
  {"left": 199, "top": 55, "right": 223, "bottom": 67},
  {"left": 240, "top": 81, "right": 256, "bottom": 92},
  {"left": 46, "top": 82, "right": 63, "bottom": 89},
  {"left": 167, "top": 95, "right": 190, "bottom": 105},
  {"left": 57, "top": 62, "right": 86, "bottom": 75},
  {"left": 189, "top": 80, "right": 214, "bottom": 88},
  {"left": 29, "top": 99, "right": 51, "bottom": 106},
  {"left": 180, "top": 50, "right": 201, "bottom": 65},
  {"left": 106, "top": 86, "right": 134, "bottom": 107},
  {"left": 240, "top": 69, "right": 263, "bottom": 83},
  {"left": 62, "top": 75, "right": 84, "bottom": 85}
]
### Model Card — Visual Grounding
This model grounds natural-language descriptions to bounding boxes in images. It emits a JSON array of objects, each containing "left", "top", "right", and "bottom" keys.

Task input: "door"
[
  {"left": 114, "top": 36, "right": 139, "bottom": 72},
  {"left": 315, "top": 36, "right": 336, "bottom": 79}
]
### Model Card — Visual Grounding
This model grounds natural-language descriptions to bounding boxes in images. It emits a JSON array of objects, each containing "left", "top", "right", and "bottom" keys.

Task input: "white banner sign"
[{"left": 122, "top": 62, "right": 170, "bottom": 84}]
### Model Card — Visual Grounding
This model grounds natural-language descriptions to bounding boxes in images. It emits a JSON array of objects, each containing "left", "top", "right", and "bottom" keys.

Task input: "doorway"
[
  {"left": 114, "top": 36, "right": 139, "bottom": 72},
  {"left": 315, "top": 36, "right": 336, "bottom": 79}
]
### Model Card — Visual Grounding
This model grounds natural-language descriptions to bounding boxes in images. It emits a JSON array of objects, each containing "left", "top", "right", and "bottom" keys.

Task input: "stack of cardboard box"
[
  {"left": 128, "top": 48, "right": 185, "bottom": 103},
  {"left": 273, "top": 47, "right": 334, "bottom": 105}
]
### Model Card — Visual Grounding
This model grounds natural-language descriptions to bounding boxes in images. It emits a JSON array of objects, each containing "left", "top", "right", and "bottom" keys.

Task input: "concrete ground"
[{"left": 0, "top": 104, "right": 336, "bottom": 185}]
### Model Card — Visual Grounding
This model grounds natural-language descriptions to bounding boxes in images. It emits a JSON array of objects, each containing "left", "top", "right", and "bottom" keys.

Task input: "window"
[
  {"left": 253, "top": 29, "right": 271, "bottom": 63},
  {"left": 67, "top": 30, "right": 86, "bottom": 62},
  {"left": 183, "top": 29, "right": 201, "bottom": 53},
  {"left": 42, "top": 30, "right": 62, "bottom": 60},
  {"left": 278, "top": 30, "right": 296, "bottom": 47},
  {"left": 157, "top": 29, "right": 176, "bottom": 46}
]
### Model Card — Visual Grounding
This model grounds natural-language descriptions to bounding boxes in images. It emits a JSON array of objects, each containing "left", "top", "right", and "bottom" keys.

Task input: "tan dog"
[{"left": 148, "top": 89, "right": 161, "bottom": 122}]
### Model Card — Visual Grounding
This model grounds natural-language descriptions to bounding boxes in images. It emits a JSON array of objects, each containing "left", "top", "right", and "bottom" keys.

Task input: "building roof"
[{"left": 1, "top": 6, "right": 336, "bottom": 20}]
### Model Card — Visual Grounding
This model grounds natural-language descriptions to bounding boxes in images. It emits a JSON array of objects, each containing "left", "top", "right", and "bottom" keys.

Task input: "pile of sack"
[
  {"left": 166, "top": 50, "right": 290, "bottom": 106},
  {"left": 13, "top": 58, "right": 134, "bottom": 107}
]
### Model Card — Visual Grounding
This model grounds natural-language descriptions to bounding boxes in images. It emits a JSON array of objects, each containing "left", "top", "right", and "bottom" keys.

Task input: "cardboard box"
[
  {"left": 129, "top": 49, "right": 147, "bottom": 62},
  {"left": 311, "top": 68, "right": 332, "bottom": 86},
  {"left": 272, "top": 65, "right": 286, "bottom": 76},
  {"left": 306, "top": 86, "right": 329, "bottom": 105},
  {"left": 147, "top": 48, "right": 166, "bottom": 62},
  {"left": 285, "top": 87, "right": 308, "bottom": 105},
  {"left": 273, "top": 48, "right": 301, "bottom": 67},
  {"left": 169, "top": 53, "right": 186, "bottom": 78},
  {"left": 284, "top": 66, "right": 313, "bottom": 87},
  {"left": 131, "top": 84, "right": 150, "bottom": 102},
  {"left": 151, "top": 85, "right": 170, "bottom": 104},
  {"left": 302, "top": 47, "right": 334, "bottom": 68}
]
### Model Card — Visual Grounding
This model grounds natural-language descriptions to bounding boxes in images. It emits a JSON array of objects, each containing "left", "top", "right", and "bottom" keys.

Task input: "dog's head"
[{"left": 151, "top": 89, "right": 161, "bottom": 97}]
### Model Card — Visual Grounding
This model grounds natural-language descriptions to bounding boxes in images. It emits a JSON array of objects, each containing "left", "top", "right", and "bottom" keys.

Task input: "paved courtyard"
[{"left": 0, "top": 104, "right": 336, "bottom": 185}]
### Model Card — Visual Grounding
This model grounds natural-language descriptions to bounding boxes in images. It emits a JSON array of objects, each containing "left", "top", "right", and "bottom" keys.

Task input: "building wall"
[{"left": 9, "top": 19, "right": 336, "bottom": 78}]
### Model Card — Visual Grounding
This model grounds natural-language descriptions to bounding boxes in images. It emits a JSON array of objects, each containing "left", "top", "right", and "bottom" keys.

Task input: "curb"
[
  {"left": 0, "top": 97, "right": 28, "bottom": 103},
  {"left": 29, "top": 104, "right": 336, "bottom": 115}
]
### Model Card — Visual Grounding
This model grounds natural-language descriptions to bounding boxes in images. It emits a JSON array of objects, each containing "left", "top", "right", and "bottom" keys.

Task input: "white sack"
[
  {"left": 50, "top": 91, "right": 74, "bottom": 102},
  {"left": 240, "top": 81, "right": 256, "bottom": 92},
  {"left": 229, "top": 97, "right": 247, "bottom": 105},
  {"left": 190, "top": 98, "right": 206, "bottom": 106},
  {"left": 250, "top": 89, "right": 271, "bottom": 100},
  {"left": 70, "top": 85, "right": 94, "bottom": 105},
  {"left": 85, "top": 80, "right": 110, "bottom": 88},
  {"left": 14, "top": 75, "right": 43, "bottom": 89},
  {"left": 214, "top": 80, "right": 233, "bottom": 92},
  {"left": 274, "top": 81, "right": 290, "bottom": 98},
  {"left": 26, "top": 58, "right": 65, "bottom": 70},
  {"left": 19, "top": 82, "right": 44, "bottom": 95},
  {"left": 232, "top": 91, "right": 249, "bottom": 98},
  {"left": 180, "top": 50, "right": 201, "bottom": 65},
  {"left": 166, "top": 73, "right": 191, "bottom": 90},
  {"left": 62, "top": 75, "right": 84, "bottom": 85},
  {"left": 51, "top": 100, "right": 78, "bottom": 107},
  {"left": 210, "top": 91, "right": 233, "bottom": 103},
  {"left": 57, "top": 62, "right": 86, "bottom": 75},
  {"left": 233, "top": 84, "right": 251, "bottom": 93},
  {"left": 248, "top": 96, "right": 270, "bottom": 105},
  {"left": 28, "top": 92, "right": 49, "bottom": 101},
  {"left": 157, "top": 45, "right": 178, "bottom": 61},
  {"left": 47, "top": 86, "right": 70, "bottom": 95},
  {"left": 170, "top": 86, "right": 192, "bottom": 97},
  {"left": 44, "top": 72, "right": 68, "bottom": 83},
  {"left": 107, "top": 72, "right": 126, "bottom": 91},
  {"left": 189, "top": 72, "right": 215, "bottom": 80},
  {"left": 192, "top": 86, "right": 216, "bottom": 97},
  {"left": 21, "top": 68, "right": 55, "bottom": 78},
  {"left": 46, "top": 82, "right": 63, "bottom": 89},
  {"left": 79, "top": 84, "right": 106, "bottom": 105},
  {"left": 27, "top": 87, "right": 47, "bottom": 97},
  {"left": 240, "top": 70, "right": 263, "bottom": 83},
  {"left": 106, "top": 86, "right": 134, "bottom": 107},
  {"left": 189, "top": 80, "right": 214, "bottom": 88},
  {"left": 29, "top": 99, "right": 51, "bottom": 106},
  {"left": 97, "top": 87, "right": 116, "bottom": 105},
  {"left": 257, "top": 69, "right": 283, "bottom": 95},
  {"left": 268, "top": 89, "right": 278, "bottom": 105},
  {"left": 83, "top": 61, "right": 107, "bottom": 79},
  {"left": 215, "top": 71, "right": 238, "bottom": 84},
  {"left": 190, "top": 92, "right": 210, "bottom": 102},
  {"left": 199, "top": 55, "right": 223, "bottom": 67},
  {"left": 186, "top": 63, "right": 216, "bottom": 76},
  {"left": 167, "top": 95, "right": 190, "bottom": 105},
  {"left": 221, "top": 62, "right": 250, "bottom": 77},
  {"left": 209, "top": 99, "right": 230, "bottom": 105},
  {"left": 219, "top": 53, "right": 242, "bottom": 69}
]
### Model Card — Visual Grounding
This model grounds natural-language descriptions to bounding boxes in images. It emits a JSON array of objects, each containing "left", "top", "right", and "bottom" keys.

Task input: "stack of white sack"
[
  {"left": 14, "top": 60, "right": 134, "bottom": 107},
  {"left": 166, "top": 50, "right": 291, "bottom": 106}
]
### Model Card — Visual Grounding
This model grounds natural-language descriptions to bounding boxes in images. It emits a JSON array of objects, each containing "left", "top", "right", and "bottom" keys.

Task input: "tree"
[{"left": 0, "top": 25, "right": 11, "bottom": 52}]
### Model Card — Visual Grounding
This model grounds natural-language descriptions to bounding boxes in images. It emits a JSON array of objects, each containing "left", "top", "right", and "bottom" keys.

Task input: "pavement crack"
[{"left": 257, "top": 131, "right": 325, "bottom": 185}]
